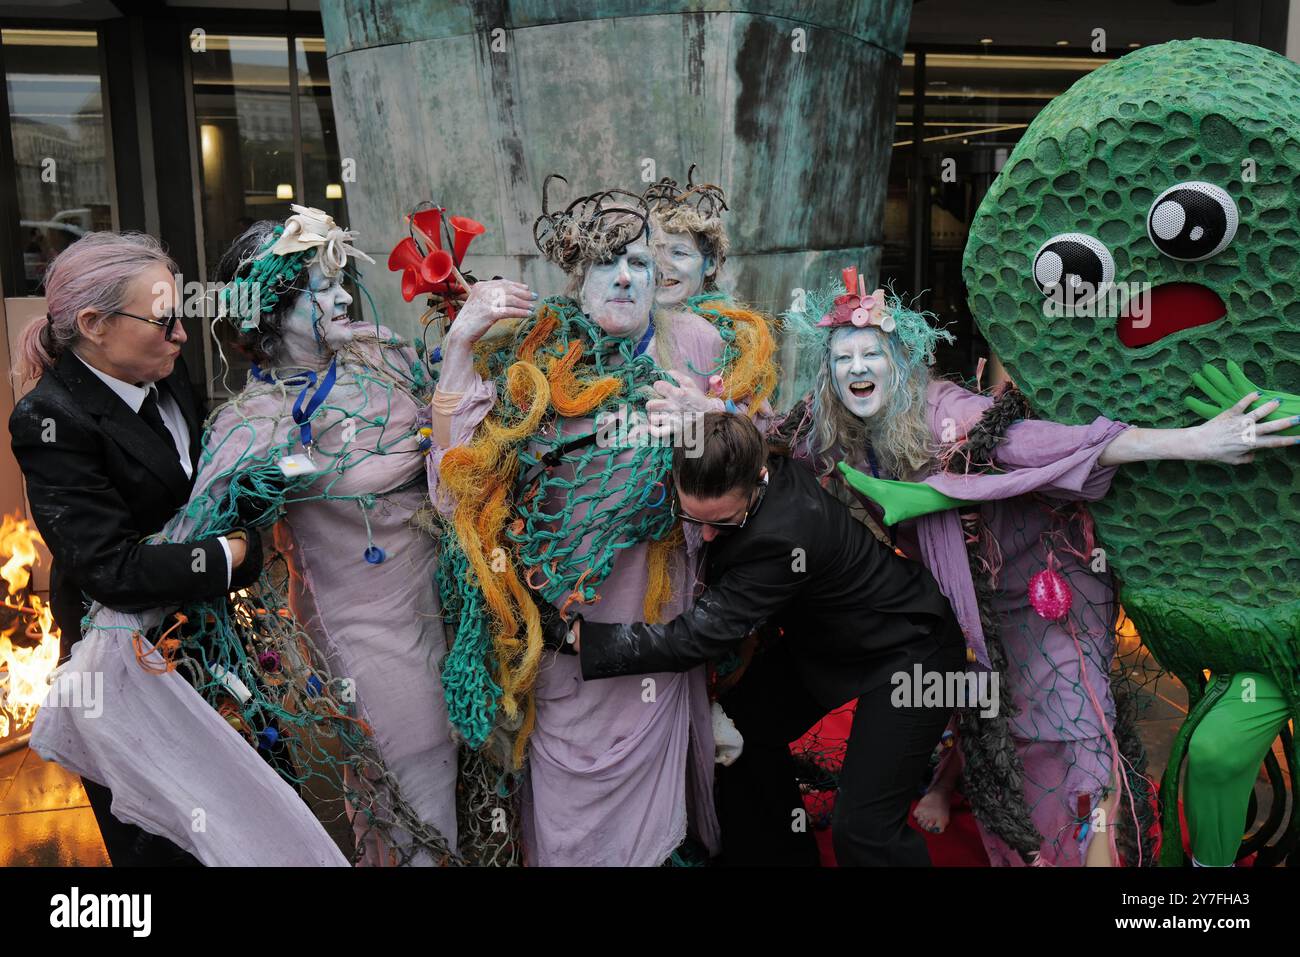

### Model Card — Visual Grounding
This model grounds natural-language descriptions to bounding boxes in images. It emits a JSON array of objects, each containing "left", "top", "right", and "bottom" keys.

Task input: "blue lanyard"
[
  {"left": 249, "top": 362, "right": 278, "bottom": 385},
  {"left": 632, "top": 315, "right": 655, "bottom": 358},
  {"left": 289, "top": 358, "right": 338, "bottom": 449},
  {"left": 250, "top": 363, "right": 314, "bottom": 388}
]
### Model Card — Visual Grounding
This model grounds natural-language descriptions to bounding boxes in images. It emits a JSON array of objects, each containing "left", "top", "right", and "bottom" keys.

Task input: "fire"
[
  {"left": 0, "top": 514, "right": 61, "bottom": 738},
  {"left": 1, "top": 512, "right": 40, "bottom": 596},
  {"left": 1115, "top": 607, "right": 1142, "bottom": 656}
]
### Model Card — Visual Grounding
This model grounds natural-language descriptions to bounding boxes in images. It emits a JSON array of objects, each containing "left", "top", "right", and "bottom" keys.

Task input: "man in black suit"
[
  {"left": 545, "top": 412, "right": 967, "bottom": 866},
  {"left": 10, "top": 246, "right": 262, "bottom": 865}
]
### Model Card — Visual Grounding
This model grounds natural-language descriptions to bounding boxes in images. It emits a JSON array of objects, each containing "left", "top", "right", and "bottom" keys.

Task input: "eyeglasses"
[
  {"left": 673, "top": 472, "right": 769, "bottom": 532},
  {"left": 114, "top": 309, "right": 182, "bottom": 342}
]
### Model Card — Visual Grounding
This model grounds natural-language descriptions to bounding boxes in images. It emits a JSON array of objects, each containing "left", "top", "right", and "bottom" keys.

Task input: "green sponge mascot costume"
[{"left": 964, "top": 38, "right": 1300, "bottom": 866}]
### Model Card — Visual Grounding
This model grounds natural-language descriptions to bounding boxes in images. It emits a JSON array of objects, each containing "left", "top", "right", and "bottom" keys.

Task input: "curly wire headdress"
[
  {"left": 641, "top": 166, "right": 730, "bottom": 288},
  {"left": 532, "top": 175, "right": 651, "bottom": 274},
  {"left": 641, "top": 164, "right": 729, "bottom": 219}
]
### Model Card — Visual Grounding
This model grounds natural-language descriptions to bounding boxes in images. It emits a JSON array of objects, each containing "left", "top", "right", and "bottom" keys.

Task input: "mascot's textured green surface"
[{"left": 964, "top": 39, "right": 1300, "bottom": 863}]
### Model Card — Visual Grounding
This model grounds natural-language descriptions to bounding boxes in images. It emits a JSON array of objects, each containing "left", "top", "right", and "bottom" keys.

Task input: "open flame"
[
  {"left": 1116, "top": 607, "right": 1142, "bottom": 657},
  {"left": 0, "top": 514, "right": 61, "bottom": 739}
]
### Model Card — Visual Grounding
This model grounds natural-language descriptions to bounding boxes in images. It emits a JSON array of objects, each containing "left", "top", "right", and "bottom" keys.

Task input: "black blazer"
[
  {"left": 10, "top": 350, "right": 241, "bottom": 654},
  {"left": 579, "top": 454, "right": 963, "bottom": 710}
]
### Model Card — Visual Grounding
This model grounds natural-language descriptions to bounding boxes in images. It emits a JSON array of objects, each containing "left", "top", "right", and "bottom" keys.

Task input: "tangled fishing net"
[
  {"left": 440, "top": 321, "right": 775, "bottom": 748},
  {"left": 101, "top": 315, "right": 466, "bottom": 864}
]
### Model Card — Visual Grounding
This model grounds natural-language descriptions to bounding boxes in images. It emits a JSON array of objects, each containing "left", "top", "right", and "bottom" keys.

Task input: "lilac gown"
[
  {"left": 234, "top": 328, "right": 458, "bottom": 864},
  {"left": 429, "top": 311, "right": 722, "bottom": 866},
  {"left": 847, "top": 380, "right": 1131, "bottom": 866}
]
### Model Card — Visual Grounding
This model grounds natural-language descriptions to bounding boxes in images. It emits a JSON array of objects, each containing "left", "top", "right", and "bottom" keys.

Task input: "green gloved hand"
[
  {"left": 1185, "top": 359, "right": 1300, "bottom": 437},
  {"left": 836, "top": 461, "right": 975, "bottom": 526}
]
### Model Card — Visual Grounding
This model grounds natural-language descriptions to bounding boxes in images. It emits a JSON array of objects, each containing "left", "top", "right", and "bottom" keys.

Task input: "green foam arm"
[{"left": 836, "top": 461, "right": 974, "bottom": 526}]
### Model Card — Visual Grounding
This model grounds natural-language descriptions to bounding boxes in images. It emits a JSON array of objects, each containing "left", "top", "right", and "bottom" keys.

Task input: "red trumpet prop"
[
  {"left": 388, "top": 237, "right": 452, "bottom": 302},
  {"left": 448, "top": 215, "right": 485, "bottom": 266},
  {"left": 421, "top": 247, "right": 454, "bottom": 284},
  {"left": 410, "top": 207, "right": 445, "bottom": 248},
  {"left": 388, "top": 204, "right": 486, "bottom": 322}
]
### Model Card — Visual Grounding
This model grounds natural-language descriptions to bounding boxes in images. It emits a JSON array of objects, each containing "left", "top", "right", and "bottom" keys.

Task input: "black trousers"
[
  {"left": 717, "top": 624, "right": 964, "bottom": 866},
  {"left": 82, "top": 777, "right": 202, "bottom": 867}
]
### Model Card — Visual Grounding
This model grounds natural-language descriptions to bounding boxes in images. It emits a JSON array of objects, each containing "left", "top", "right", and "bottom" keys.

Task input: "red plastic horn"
[
  {"left": 404, "top": 273, "right": 436, "bottom": 302},
  {"left": 421, "top": 248, "right": 454, "bottom": 285},
  {"left": 448, "top": 215, "right": 485, "bottom": 266},
  {"left": 402, "top": 272, "right": 437, "bottom": 302},
  {"left": 388, "top": 237, "right": 422, "bottom": 273},
  {"left": 388, "top": 237, "right": 439, "bottom": 302},
  {"left": 410, "top": 207, "right": 445, "bottom": 250}
]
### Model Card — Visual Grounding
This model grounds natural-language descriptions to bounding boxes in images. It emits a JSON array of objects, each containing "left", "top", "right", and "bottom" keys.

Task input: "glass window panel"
[
  {"left": 191, "top": 34, "right": 294, "bottom": 274},
  {"left": 887, "top": 52, "right": 1110, "bottom": 377},
  {"left": 918, "top": 54, "right": 1105, "bottom": 157},
  {"left": 886, "top": 57, "right": 915, "bottom": 266},
  {"left": 3, "top": 29, "right": 112, "bottom": 296},
  {"left": 295, "top": 37, "right": 345, "bottom": 220}
]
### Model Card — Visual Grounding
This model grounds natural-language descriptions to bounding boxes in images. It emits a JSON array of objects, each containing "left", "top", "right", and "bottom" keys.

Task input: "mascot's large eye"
[
  {"left": 1146, "top": 181, "right": 1238, "bottom": 261},
  {"left": 1032, "top": 233, "right": 1115, "bottom": 306}
]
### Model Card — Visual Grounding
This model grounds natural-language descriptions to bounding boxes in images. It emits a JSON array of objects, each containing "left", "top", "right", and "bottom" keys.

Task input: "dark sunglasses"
[
  {"left": 114, "top": 309, "right": 182, "bottom": 342},
  {"left": 673, "top": 471, "right": 769, "bottom": 532}
]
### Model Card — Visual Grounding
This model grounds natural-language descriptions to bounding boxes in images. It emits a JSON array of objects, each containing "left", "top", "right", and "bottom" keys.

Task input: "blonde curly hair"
[
  {"left": 643, "top": 167, "right": 730, "bottom": 290},
  {"left": 812, "top": 326, "right": 936, "bottom": 480},
  {"left": 650, "top": 205, "right": 729, "bottom": 291},
  {"left": 781, "top": 280, "right": 954, "bottom": 479}
]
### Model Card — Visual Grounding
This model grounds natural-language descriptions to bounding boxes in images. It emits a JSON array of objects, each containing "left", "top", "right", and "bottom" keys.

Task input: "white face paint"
[
  {"left": 830, "top": 326, "right": 892, "bottom": 421},
  {"left": 651, "top": 227, "right": 712, "bottom": 309},
  {"left": 579, "top": 235, "right": 655, "bottom": 339},
  {"left": 278, "top": 261, "right": 355, "bottom": 366}
]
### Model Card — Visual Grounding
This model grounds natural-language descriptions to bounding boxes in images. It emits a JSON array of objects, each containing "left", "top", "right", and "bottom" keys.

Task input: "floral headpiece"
[
  {"left": 817, "top": 266, "right": 895, "bottom": 332},
  {"left": 777, "top": 268, "right": 955, "bottom": 410},
  {"left": 218, "top": 205, "right": 374, "bottom": 334},
  {"left": 270, "top": 204, "right": 373, "bottom": 278}
]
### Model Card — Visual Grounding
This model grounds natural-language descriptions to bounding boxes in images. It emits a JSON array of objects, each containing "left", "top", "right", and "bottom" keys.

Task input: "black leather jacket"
[{"left": 579, "top": 454, "right": 963, "bottom": 710}]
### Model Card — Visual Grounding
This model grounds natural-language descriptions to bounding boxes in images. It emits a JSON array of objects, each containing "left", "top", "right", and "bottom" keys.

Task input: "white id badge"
[{"left": 278, "top": 452, "right": 318, "bottom": 477}]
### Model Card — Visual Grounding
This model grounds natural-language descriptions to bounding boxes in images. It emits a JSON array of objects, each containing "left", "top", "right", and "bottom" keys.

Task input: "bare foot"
[{"left": 913, "top": 788, "right": 952, "bottom": 835}]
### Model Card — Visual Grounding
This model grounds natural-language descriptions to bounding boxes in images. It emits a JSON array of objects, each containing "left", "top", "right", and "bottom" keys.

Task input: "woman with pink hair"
[{"left": 8, "top": 231, "right": 340, "bottom": 864}]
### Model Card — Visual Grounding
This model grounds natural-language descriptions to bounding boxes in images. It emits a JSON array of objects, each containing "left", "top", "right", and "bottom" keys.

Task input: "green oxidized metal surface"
[
  {"left": 319, "top": 0, "right": 911, "bottom": 342},
  {"left": 963, "top": 39, "right": 1300, "bottom": 697},
  {"left": 321, "top": 2, "right": 911, "bottom": 54}
]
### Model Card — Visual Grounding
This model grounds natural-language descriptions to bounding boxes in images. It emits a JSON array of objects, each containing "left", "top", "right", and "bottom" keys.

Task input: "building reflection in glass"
[{"left": 3, "top": 29, "right": 112, "bottom": 296}]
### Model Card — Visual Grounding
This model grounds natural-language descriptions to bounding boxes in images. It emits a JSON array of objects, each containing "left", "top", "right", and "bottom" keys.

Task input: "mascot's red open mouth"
[{"left": 1118, "top": 282, "right": 1226, "bottom": 348}]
